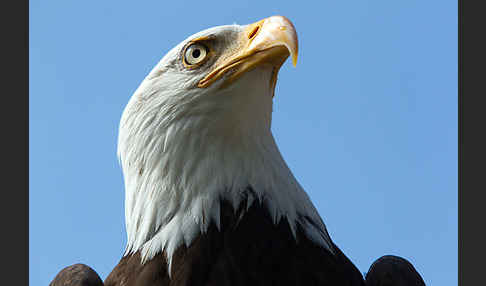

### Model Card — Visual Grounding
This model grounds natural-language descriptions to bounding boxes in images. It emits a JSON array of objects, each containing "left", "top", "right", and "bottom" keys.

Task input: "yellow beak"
[{"left": 198, "top": 16, "right": 298, "bottom": 91}]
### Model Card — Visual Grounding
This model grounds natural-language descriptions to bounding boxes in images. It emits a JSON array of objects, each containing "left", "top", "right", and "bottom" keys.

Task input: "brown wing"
[
  {"left": 50, "top": 263, "right": 104, "bottom": 286},
  {"left": 365, "top": 255, "right": 426, "bottom": 286}
]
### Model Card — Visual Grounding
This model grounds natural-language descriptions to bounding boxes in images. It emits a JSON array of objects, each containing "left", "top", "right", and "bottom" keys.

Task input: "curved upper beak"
[
  {"left": 198, "top": 16, "right": 298, "bottom": 90},
  {"left": 246, "top": 16, "right": 299, "bottom": 67}
]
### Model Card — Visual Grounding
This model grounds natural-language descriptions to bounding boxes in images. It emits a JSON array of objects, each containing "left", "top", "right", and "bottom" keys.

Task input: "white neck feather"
[{"left": 117, "top": 67, "right": 334, "bottom": 272}]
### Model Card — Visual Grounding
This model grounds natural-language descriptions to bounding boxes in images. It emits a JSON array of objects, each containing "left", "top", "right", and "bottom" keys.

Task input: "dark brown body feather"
[
  {"left": 49, "top": 196, "right": 427, "bottom": 286},
  {"left": 105, "top": 197, "right": 366, "bottom": 286}
]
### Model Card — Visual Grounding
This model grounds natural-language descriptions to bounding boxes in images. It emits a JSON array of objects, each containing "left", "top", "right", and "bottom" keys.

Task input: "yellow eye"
[{"left": 184, "top": 43, "right": 208, "bottom": 65}]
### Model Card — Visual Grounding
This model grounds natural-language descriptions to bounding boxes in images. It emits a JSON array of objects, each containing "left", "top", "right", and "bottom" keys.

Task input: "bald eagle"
[{"left": 50, "top": 16, "right": 425, "bottom": 286}]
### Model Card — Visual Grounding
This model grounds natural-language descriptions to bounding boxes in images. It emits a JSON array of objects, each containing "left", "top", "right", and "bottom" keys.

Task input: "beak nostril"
[{"left": 248, "top": 26, "right": 260, "bottom": 39}]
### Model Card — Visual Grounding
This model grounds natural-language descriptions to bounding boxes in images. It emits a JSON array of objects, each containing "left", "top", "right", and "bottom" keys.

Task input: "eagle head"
[{"left": 117, "top": 16, "right": 331, "bottom": 270}]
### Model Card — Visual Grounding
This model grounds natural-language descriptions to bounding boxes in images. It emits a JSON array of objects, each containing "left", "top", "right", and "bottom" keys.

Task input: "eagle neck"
[{"left": 118, "top": 72, "right": 334, "bottom": 273}]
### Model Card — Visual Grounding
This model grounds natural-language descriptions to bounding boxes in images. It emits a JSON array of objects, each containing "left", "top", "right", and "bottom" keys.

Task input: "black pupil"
[{"left": 192, "top": 48, "right": 201, "bottom": 58}]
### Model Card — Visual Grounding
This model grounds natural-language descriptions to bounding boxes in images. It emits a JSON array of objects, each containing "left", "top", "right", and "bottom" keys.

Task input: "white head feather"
[{"left": 117, "top": 22, "right": 334, "bottom": 273}]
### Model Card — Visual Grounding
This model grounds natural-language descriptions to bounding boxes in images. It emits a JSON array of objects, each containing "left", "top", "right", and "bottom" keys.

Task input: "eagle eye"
[{"left": 184, "top": 43, "right": 208, "bottom": 66}]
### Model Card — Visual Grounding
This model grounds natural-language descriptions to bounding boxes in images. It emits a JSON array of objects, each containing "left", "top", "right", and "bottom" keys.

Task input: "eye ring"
[{"left": 183, "top": 43, "right": 209, "bottom": 67}]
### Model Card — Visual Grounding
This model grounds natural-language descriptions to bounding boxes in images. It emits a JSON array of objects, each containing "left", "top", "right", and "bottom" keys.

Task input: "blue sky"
[{"left": 30, "top": 0, "right": 457, "bottom": 285}]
